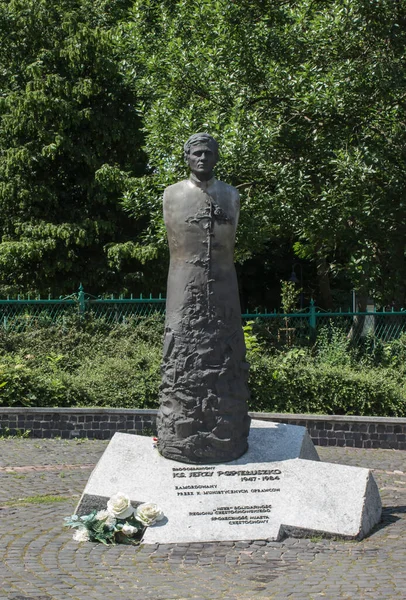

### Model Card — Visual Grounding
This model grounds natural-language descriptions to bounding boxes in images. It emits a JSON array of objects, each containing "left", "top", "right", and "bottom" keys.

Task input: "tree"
[
  {"left": 115, "top": 0, "right": 406, "bottom": 308},
  {"left": 0, "top": 0, "right": 146, "bottom": 295}
]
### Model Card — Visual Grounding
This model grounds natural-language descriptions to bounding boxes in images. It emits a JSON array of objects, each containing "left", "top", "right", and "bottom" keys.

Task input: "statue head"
[{"left": 184, "top": 133, "right": 218, "bottom": 180}]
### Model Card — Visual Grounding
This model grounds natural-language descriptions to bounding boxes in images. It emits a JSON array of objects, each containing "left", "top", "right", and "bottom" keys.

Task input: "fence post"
[
  {"left": 78, "top": 284, "right": 86, "bottom": 318},
  {"left": 309, "top": 299, "right": 316, "bottom": 330}
]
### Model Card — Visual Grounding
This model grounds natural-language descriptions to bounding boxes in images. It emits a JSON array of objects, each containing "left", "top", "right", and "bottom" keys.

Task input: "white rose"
[
  {"left": 121, "top": 523, "right": 138, "bottom": 536},
  {"left": 135, "top": 503, "right": 164, "bottom": 526},
  {"left": 96, "top": 509, "right": 109, "bottom": 520},
  {"left": 107, "top": 493, "right": 134, "bottom": 519},
  {"left": 73, "top": 528, "right": 90, "bottom": 542},
  {"left": 96, "top": 509, "right": 116, "bottom": 527}
]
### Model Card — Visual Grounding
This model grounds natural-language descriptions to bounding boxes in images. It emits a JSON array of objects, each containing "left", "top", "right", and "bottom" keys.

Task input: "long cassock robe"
[{"left": 157, "top": 173, "right": 251, "bottom": 464}]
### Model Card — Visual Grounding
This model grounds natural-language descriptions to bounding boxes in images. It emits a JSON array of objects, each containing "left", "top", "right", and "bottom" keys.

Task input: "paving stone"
[{"left": 0, "top": 440, "right": 405, "bottom": 599}]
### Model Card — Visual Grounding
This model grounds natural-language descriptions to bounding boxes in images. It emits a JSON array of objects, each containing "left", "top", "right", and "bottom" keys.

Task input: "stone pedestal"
[{"left": 76, "top": 420, "right": 382, "bottom": 543}]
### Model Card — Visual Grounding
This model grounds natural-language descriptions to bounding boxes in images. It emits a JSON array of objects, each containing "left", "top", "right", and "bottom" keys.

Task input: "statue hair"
[{"left": 183, "top": 133, "right": 219, "bottom": 162}]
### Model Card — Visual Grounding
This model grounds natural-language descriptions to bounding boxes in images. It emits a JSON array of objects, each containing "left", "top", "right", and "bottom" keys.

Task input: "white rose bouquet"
[{"left": 64, "top": 493, "right": 164, "bottom": 545}]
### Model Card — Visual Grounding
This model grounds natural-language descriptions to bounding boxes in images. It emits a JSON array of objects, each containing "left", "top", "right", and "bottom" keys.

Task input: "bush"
[
  {"left": 0, "top": 316, "right": 405, "bottom": 417},
  {"left": 314, "top": 323, "right": 354, "bottom": 368},
  {"left": 248, "top": 350, "right": 406, "bottom": 417},
  {"left": 0, "top": 354, "right": 74, "bottom": 407},
  {"left": 63, "top": 341, "right": 161, "bottom": 408},
  {"left": 380, "top": 333, "right": 406, "bottom": 372},
  {"left": 0, "top": 317, "right": 164, "bottom": 409}
]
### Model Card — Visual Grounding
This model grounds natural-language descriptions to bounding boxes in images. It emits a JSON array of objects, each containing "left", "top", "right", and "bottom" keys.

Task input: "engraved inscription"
[
  {"left": 188, "top": 505, "right": 273, "bottom": 526},
  {"left": 172, "top": 466, "right": 282, "bottom": 500}
]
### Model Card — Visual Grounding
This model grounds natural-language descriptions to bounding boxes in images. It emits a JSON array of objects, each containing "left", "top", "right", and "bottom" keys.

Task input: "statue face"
[{"left": 187, "top": 144, "right": 217, "bottom": 178}]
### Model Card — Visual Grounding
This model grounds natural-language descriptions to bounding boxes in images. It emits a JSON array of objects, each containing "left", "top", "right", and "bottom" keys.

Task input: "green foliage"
[
  {"left": 0, "top": 353, "right": 71, "bottom": 407},
  {"left": 0, "top": 317, "right": 404, "bottom": 417},
  {"left": 0, "top": 316, "right": 164, "bottom": 408},
  {"left": 117, "top": 0, "right": 406, "bottom": 307},
  {"left": 247, "top": 322, "right": 406, "bottom": 415},
  {"left": 248, "top": 349, "right": 405, "bottom": 417},
  {"left": 315, "top": 323, "right": 354, "bottom": 368},
  {"left": 380, "top": 333, "right": 406, "bottom": 371},
  {"left": 1, "top": 0, "right": 405, "bottom": 305},
  {"left": 0, "top": 0, "right": 147, "bottom": 295},
  {"left": 0, "top": 426, "right": 31, "bottom": 439},
  {"left": 5, "top": 494, "right": 70, "bottom": 506},
  {"left": 280, "top": 281, "right": 301, "bottom": 314},
  {"left": 243, "top": 321, "right": 262, "bottom": 353},
  {"left": 65, "top": 341, "right": 161, "bottom": 408}
]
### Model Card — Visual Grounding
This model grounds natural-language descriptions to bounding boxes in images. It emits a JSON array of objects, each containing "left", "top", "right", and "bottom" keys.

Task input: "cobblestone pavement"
[{"left": 0, "top": 439, "right": 405, "bottom": 600}]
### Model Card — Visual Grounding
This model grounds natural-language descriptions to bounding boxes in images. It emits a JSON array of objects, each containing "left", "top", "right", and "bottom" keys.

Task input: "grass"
[
  {"left": 0, "top": 428, "right": 32, "bottom": 439},
  {"left": 4, "top": 494, "right": 72, "bottom": 507}
]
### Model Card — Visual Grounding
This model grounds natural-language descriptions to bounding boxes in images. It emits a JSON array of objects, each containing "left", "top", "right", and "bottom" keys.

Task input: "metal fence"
[
  {"left": 245, "top": 304, "right": 406, "bottom": 347},
  {"left": 0, "top": 285, "right": 166, "bottom": 331},
  {"left": 0, "top": 286, "right": 405, "bottom": 345}
]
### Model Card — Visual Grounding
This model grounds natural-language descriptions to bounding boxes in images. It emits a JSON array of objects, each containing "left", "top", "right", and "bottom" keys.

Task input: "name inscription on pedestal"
[{"left": 172, "top": 465, "right": 282, "bottom": 526}]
